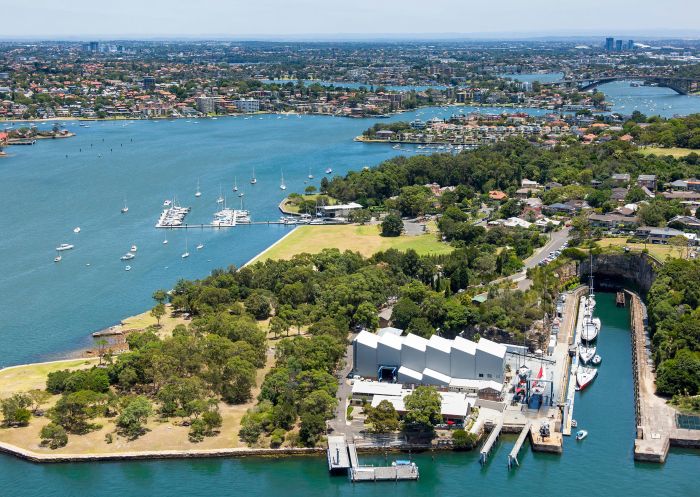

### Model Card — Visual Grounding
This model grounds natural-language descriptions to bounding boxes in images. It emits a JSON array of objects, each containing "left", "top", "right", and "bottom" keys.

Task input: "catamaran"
[
  {"left": 576, "top": 366, "right": 598, "bottom": 390},
  {"left": 280, "top": 171, "right": 286, "bottom": 190}
]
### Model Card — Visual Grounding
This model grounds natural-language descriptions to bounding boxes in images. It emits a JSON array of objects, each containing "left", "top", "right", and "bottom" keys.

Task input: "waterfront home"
[{"left": 375, "top": 129, "right": 395, "bottom": 140}]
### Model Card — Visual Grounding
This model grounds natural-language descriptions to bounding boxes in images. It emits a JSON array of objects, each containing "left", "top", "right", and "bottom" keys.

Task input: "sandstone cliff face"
[{"left": 579, "top": 252, "right": 658, "bottom": 295}]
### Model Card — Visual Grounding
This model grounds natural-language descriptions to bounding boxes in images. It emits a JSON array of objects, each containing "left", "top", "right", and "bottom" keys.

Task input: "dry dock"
[{"left": 629, "top": 292, "right": 700, "bottom": 462}]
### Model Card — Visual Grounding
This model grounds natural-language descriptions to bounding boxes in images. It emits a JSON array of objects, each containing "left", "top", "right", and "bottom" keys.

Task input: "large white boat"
[
  {"left": 56, "top": 243, "right": 74, "bottom": 251},
  {"left": 120, "top": 253, "right": 135, "bottom": 261},
  {"left": 581, "top": 315, "right": 600, "bottom": 342},
  {"left": 576, "top": 366, "right": 598, "bottom": 390},
  {"left": 579, "top": 344, "right": 597, "bottom": 364}
]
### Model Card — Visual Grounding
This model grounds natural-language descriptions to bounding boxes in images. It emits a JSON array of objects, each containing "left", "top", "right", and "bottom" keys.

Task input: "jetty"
[
  {"left": 616, "top": 291, "right": 626, "bottom": 307},
  {"left": 326, "top": 435, "right": 418, "bottom": 482},
  {"left": 507, "top": 421, "right": 532, "bottom": 469},
  {"left": 479, "top": 418, "right": 503, "bottom": 465}
]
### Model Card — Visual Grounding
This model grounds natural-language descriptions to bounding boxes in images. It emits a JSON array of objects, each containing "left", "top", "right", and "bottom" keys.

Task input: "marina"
[{"left": 327, "top": 436, "right": 419, "bottom": 482}]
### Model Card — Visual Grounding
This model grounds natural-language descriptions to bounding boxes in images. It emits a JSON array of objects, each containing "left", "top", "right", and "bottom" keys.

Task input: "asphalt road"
[{"left": 506, "top": 227, "right": 571, "bottom": 290}]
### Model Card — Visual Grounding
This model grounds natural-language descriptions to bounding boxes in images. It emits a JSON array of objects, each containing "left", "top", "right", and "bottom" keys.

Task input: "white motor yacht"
[
  {"left": 196, "top": 243, "right": 204, "bottom": 250},
  {"left": 120, "top": 253, "right": 135, "bottom": 261},
  {"left": 130, "top": 245, "right": 138, "bottom": 252},
  {"left": 56, "top": 243, "right": 74, "bottom": 251},
  {"left": 125, "top": 265, "right": 131, "bottom": 271},
  {"left": 73, "top": 227, "right": 81, "bottom": 233},
  {"left": 576, "top": 430, "right": 588, "bottom": 441},
  {"left": 592, "top": 355, "right": 602, "bottom": 366},
  {"left": 163, "top": 199, "right": 172, "bottom": 207}
]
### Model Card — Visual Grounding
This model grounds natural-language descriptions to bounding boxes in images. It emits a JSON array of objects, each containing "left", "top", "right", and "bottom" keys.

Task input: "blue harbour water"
[{"left": 0, "top": 90, "right": 698, "bottom": 494}]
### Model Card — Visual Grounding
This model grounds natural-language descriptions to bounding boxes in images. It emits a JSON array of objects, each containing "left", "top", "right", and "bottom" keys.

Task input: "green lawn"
[
  {"left": 252, "top": 224, "right": 453, "bottom": 262},
  {"left": 596, "top": 237, "right": 686, "bottom": 261},
  {"left": 639, "top": 146, "right": 700, "bottom": 158}
]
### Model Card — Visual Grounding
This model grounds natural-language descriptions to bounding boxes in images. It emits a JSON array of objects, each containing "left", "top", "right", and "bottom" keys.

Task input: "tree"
[
  {"left": 391, "top": 297, "right": 421, "bottom": 330},
  {"left": 452, "top": 429, "right": 478, "bottom": 450},
  {"left": 50, "top": 390, "right": 107, "bottom": 434},
  {"left": 365, "top": 399, "right": 400, "bottom": 433},
  {"left": 150, "top": 303, "right": 166, "bottom": 327},
  {"left": 1, "top": 393, "right": 32, "bottom": 427},
  {"left": 116, "top": 396, "right": 152, "bottom": 440},
  {"left": 244, "top": 293, "right": 272, "bottom": 320},
  {"left": 406, "top": 317, "right": 435, "bottom": 339},
  {"left": 402, "top": 386, "right": 441, "bottom": 434},
  {"left": 381, "top": 214, "right": 403, "bottom": 237},
  {"left": 304, "top": 185, "right": 317, "bottom": 194},
  {"left": 269, "top": 316, "right": 289, "bottom": 339},
  {"left": 40, "top": 423, "right": 68, "bottom": 449},
  {"left": 353, "top": 301, "right": 379, "bottom": 331},
  {"left": 152, "top": 289, "right": 168, "bottom": 305},
  {"left": 27, "top": 389, "right": 51, "bottom": 414},
  {"left": 656, "top": 349, "right": 700, "bottom": 396},
  {"left": 299, "top": 412, "right": 326, "bottom": 446},
  {"left": 221, "top": 357, "right": 257, "bottom": 404}
]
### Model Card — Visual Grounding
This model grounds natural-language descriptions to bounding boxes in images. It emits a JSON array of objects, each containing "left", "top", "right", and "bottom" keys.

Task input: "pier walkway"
[
  {"left": 507, "top": 421, "right": 531, "bottom": 469},
  {"left": 479, "top": 419, "right": 503, "bottom": 465}
]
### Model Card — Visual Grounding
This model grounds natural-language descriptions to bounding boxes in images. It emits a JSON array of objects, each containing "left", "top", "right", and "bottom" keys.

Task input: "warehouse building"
[{"left": 352, "top": 330, "right": 507, "bottom": 387}]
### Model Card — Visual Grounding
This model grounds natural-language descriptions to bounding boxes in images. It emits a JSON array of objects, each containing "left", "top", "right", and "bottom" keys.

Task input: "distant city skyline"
[{"left": 5, "top": 0, "right": 700, "bottom": 39}]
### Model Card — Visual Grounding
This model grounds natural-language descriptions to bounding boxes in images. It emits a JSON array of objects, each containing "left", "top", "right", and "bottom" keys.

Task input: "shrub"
[{"left": 40, "top": 423, "right": 68, "bottom": 449}]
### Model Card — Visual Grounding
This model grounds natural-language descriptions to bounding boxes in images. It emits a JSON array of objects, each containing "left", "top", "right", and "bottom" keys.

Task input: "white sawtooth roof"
[
  {"left": 476, "top": 337, "right": 507, "bottom": 359},
  {"left": 378, "top": 332, "right": 403, "bottom": 351},
  {"left": 452, "top": 336, "right": 477, "bottom": 355},
  {"left": 351, "top": 381, "right": 403, "bottom": 397},
  {"left": 398, "top": 366, "right": 423, "bottom": 382},
  {"left": 422, "top": 367, "right": 452, "bottom": 384},
  {"left": 428, "top": 335, "right": 452, "bottom": 354},
  {"left": 403, "top": 333, "right": 428, "bottom": 351},
  {"left": 354, "top": 330, "right": 378, "bottom": 348}
]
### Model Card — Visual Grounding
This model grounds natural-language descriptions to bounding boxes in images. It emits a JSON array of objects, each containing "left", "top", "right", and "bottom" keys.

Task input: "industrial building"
[{"left": 352, "top": 330, "right": 507, "bottom": 387}]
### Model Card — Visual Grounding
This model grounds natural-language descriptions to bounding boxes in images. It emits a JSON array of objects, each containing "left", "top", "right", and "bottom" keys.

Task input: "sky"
[{"left": 5, "top": 0, "right": 700, "bottom": 39}]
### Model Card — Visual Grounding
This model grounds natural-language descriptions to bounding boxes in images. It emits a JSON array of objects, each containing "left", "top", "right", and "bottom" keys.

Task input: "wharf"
[
  {"left": 327, "top": 436, "right": 419, "bottom": 482},
  {"left": 629, "top": 291, "right": 700, "bottom": 462},
  {"left": 155, "top": 221, "right": 295, "bottom": 229},
  {"left": 530, "top": 421, "right": 563, "bottom": 454},
  {"left": 562, "top": 287, "right": 588, "bottom": 436}
]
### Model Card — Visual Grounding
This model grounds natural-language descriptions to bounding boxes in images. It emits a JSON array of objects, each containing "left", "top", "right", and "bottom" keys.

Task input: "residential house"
[
  {"left": 588, "top": 213, "right": 639, "bottom": 230},
  {"left": 488, "top": 190, "right": 507, "bottom": 201},
  {"left": 637, "top": 174, "right": 657, "bottom": 191},
  {"left": 611, "top": 173, "right": 631, "bottom": 186},
  {"left": 636, "top": 227, "right": 696, "bottom": 245},
  {"left": 668, "top": 215, "right": 700, "bottom": 232}
]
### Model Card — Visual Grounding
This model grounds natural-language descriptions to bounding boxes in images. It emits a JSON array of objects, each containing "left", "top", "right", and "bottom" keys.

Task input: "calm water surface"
[{"left": 0, "top": 99, "right": 698, "bottom": 493}]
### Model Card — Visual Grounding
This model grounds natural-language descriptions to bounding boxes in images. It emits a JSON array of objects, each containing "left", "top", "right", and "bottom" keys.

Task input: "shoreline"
[{"left": 242, "top": 228, "right": 299, "bottom": 267}]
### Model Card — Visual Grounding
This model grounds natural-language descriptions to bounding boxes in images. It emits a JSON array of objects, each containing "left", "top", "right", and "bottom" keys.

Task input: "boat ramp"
[{"left": 326, "top": 435, "right": 418, "bottom": 482}]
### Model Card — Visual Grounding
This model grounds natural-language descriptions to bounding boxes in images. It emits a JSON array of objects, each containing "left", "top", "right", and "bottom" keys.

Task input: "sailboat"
[
  {"left": 196, "top": 243, "right": 204, "bottom": 250},
  {"left": 579, "top": 344, "right": 597, "bottom": 364},
  {"left": 163, "top": 231, "right": 168, "bottom": 245},
  {"left": 181, "top": 238, "right": 190, "bottom": 259},
  {"left": 233, "top": 177, "right": 238, "bottom": 192},
  {"left": 195, "top": 178, "right": 202, "bottom": 198},
  {"left": 250, "top": 167, "right": 257, "bottom": 185},
  {"left": 216, "top": 185, "right": 224, "bottom": 204},
  {"left": 581, "top": 252, "right": 601, "bottom": 342},
  {"left": 280, "top": 171, "right": 286, "bottom": 190},
  {"left": 576, "top": 365, "right": 598, "bottom": 390},
  {"left": 121, "top": 198, "right": 129, "bottom": 213},
  {"left": 307, "top": 167, "right": 314, "bottom": 179}
]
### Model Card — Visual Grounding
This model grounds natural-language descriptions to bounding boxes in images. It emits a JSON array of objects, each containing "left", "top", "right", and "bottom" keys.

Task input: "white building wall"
[
  {"left": 376, "top": 335, "right": 402, "bottom": 367},
  {"left": 401, "top": 336, "right": 427, "bottom": 372},
  {"left": 354, "top": 341, "right": 378, "bottom": 377},
  {"left": 450, "top": 337, "right": 476, "bottom": 379},
  {"left": 425, "top": 336, "right": 452, "bottom": 376}
]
